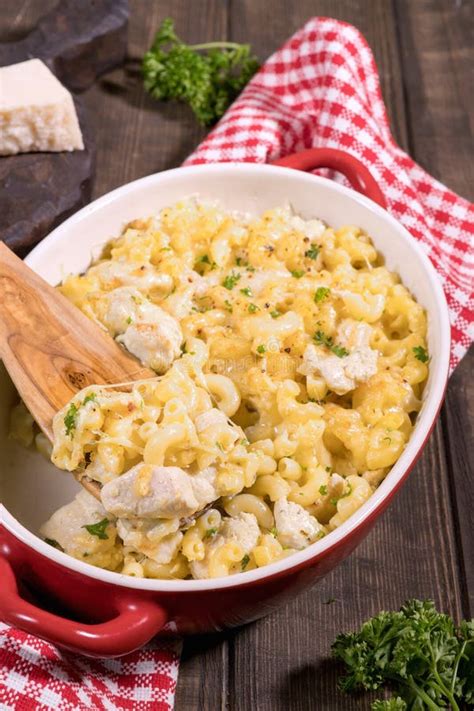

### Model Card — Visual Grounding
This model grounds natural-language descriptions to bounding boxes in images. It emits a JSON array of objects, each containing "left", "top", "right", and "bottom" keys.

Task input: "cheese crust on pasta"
[{"left": 14, "top": 199, "right": 429, "bottom": 579}]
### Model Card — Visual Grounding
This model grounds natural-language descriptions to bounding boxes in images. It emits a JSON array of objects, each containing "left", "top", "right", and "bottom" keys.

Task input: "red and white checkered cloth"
[
  {"left": 0, "top": 623, "right": 181, "bottom": 710},
  {"left": 187, "top": 17, "right": 474, "bottom": 372},
  {"left": 1, "top": 16, "right": 473, "bottom": 711}
]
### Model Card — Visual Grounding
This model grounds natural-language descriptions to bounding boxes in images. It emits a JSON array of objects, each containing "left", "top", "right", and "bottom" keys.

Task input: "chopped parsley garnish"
[
  {"left": 126, "top": 316, "right": 133, "bottom": 324},
  {"left": 195, "top": 254, "right": 217, "bottom": 270},
  {"left": 240, "top": 287, "right": 253, "bottom": 297},
  {"left": 329, "top": 497, "right": 339, "bottom": 507},
  {"left": 270, "top": 526, "right": 278, "bottom": 537},
  {"left": 291, "top": 269, "right": 305, "bottom": 279},
  {"left": 44, "top": 538, "right": 64, "bottom": 551},
  {"left": 224, "top": 299, "right": 233, "bottom": 313},
  {"left": 413, "top": 345, "right": 429, "bottom": 363},
  {"left": 216, "top": 441, "right": 225, "bottom": 451},
  {"left": 319, "top": 485, "right": 328, "bottom": 496},
  {"left": 83, "top": 393, "right": 97, "bottom": 406},
  {"left": 325, "top": 466, "right": 332, "bottom": 473},
  {"left": 83, "top": 518, "right": 109, "bottom": 540},
  {"left": 222, "top": 271, "right": 241, "bottom": 290},
  {"left": 314, "top": 330, "right": 349, "bottom": 358},
  {"left": 204, "top": 527, "right": 218, "bottom": 539},
  {"left": 256, "top": 344, "right": 266, "bottom": 354},
  {"left": 270, "top": 310, "right": 281, "bottom": 319},
  {"left": 241, "top": 554, "right": 250, "bottom": 570},
  {"left": 314, "top": 287, "right": 330, "bottom": 303},
  {"left": 248, "top": 303, "right": 259, "bottom": 313},
  {"left": 64, "top": 403, "right": 79, "bottom": 438},
  {"left": 240, "top": 438, "right": 250, "bottom": 446},
  {"left": 305, "top": 243, "right": 320, "bottom": 260}
]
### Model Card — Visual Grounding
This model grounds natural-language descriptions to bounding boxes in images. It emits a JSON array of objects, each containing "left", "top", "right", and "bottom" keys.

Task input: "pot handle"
[
  {"left": 271, "top": 148, "right": 387, "bottom": 209},
  {"left": 0, "top": 556, "right": 168, "bottom": 658}
]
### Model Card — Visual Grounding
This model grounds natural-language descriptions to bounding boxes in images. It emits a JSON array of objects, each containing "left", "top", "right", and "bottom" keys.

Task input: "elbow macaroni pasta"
[{"left": 11, "top": 199, "right": 428, "bottom": 579}]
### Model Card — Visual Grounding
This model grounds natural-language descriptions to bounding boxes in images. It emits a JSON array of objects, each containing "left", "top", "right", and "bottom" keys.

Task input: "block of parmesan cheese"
[{"left": 0, "top": 58, "right": 84, "bottom": 156}]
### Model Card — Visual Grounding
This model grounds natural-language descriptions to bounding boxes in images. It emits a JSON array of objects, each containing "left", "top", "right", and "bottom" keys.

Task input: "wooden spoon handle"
[{"left": 0, "top": 242, "right": 153, "bottom": 441}]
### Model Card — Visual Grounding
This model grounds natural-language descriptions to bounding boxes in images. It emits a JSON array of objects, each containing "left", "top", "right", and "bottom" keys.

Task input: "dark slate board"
[{"left": 0, "top": 0, "right": 129, "bottom": 255}]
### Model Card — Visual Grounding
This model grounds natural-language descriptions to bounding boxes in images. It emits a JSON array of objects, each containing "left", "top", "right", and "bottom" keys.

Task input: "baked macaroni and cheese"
[{"left": 10, "top": 199, "right": 429, "bottom": 579}]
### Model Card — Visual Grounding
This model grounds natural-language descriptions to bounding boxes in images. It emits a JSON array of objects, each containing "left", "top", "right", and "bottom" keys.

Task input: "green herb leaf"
[
  {"left": 314, "top": 330, "right": 349, "bottom": 358},
  {"left": 291, "top": 270, "right": 305, "bottom": 279},
  {"left": 44, "top": 538, "right": 64, "bottom": 551},
  {"left": 270, "top": 526, "right": 278, "bottom": 537},
  {"left": 241, "top": 554, "right": 250, "bottom": 570},
  {"left": 248, "top": 303, "right": 259, "bottom": 313},
  {"left": 305, "top": 244, "right": 320, "bottom": 260},
  {"left": 413, "top": 345, "right": 429, "bottom": 363},
  {"left": 64, "top": 403, "right": 78, "bottom": 438},
  {"left": 256, "top": 344, "right": 266, "bottom": 354},
  {"left": 224, "top": 299, "right": 233, "bottom": 313},
  {"left": 319, "top": 485, "right": 328, "bottom": 496},
  {"left": 83, "top": 393, "right": 97, "bottom": 405},
  {"left": 204, "top": 527, "right": 218, "bottom": 539},
  {"left": 314, "top": 287, "right": 330, "bottom": 303},
  {"left": 270, "top": 310, "right": 281, "bottom": 319},
  {"left": 240, "top": 287, "right": 253, "bottom": 297},
  {"left": 223, "top": 271, "right": 241, "bottom": 290},
  {"left": 83, "top": 518, "right": 110, "bottom": 540},
  {"left": 126, "top": 316, "right": 133, "bottom": 324},
  {"left": 142, "top": 18, "right": 260, "bottom": 126}
]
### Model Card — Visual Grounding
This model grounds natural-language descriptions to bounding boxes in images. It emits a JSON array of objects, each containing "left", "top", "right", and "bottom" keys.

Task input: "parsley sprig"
[
  {"left": 143, "top": 18, "right": 260, "bottom": 126},
  {"left": 332, "top": 599, "right": 474, "bottom": 711},
  {"left": 314, "top": 330, "right": 349, "bottom": 358}
]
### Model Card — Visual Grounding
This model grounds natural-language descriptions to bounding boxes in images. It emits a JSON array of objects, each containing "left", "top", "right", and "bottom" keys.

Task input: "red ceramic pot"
[{"left": 0, "top": 150, "right": 450, "bottom": 657}]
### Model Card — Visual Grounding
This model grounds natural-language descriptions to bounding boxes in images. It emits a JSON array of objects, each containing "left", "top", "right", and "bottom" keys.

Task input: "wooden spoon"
[{"left": 0, "top": 242, "right": 154, "bottom": 499}]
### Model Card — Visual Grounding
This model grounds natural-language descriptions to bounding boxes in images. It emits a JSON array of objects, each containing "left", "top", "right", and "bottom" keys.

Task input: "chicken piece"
[
  {"left": 40, "top": 489, "right": 122, "bottom": 570},
  {"left": 189, "top": 466, "right": 218, "bottom": 510},
  {"left": 274, "top": 497, "right": 324, "bottom": 550},
  {"left": 190, "top": 512, "right": 260, "bottom": 579},
  {"left": 220, "top": 512, "right": 260, "bottom": 553},
  {"left": 116, "top": 519, "right": 183, "bottom": 564},
  {"left": 298, "top": 319, "right": 378, "bottom": 396},
  {"left": 94, "top": 260, "right": 173, "bottom": 294},
  {"left": 103, "top": 287, "right": 183, "bottom": 373},
  {"left": 100, "top": 464, "right": 201, "bottom": 519}
]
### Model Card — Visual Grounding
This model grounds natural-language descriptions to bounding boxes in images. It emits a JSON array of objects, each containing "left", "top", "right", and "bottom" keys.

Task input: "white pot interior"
[{"left": 0, "top": 164, "right": 450, "bottom": 590}]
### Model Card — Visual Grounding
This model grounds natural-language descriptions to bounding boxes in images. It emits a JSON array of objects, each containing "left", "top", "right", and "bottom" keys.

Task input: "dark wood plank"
[
  {"left": 83, "top": 0, "right": 228, "bottom": 199},
  {"left": 394, "top": 0, "right": 474, "bottom": 617}
]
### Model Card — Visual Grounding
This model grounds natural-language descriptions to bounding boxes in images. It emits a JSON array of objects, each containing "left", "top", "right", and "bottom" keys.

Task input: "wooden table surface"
[{"left": 2, "top": 1, "right": 473, "bottom": 709}]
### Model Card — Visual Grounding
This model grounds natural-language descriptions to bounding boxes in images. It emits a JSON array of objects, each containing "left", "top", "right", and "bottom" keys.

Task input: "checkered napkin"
[
  {"left": 0, "top": 623, "right": 181, "bottom": 710},
  {"left": 186, "top": 16, "right": 474, "bottom": 372},
  {"left": 1, "top": 16, "right": 473, "bottom": 711}
]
